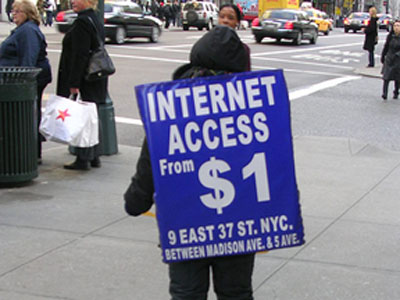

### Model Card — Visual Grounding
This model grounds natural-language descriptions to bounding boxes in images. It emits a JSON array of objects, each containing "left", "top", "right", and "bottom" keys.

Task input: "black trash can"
[{"left": 0, "top": 67, "right": 41, "bottom": 184}]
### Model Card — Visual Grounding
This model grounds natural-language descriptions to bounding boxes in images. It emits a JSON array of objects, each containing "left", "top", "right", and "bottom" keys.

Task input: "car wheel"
[
  {"left": 293, "top": 32, "right": 302, "bottom": 45},
  {"left": 149, "top": 26, "right": 160, "bottom": 43},
  {"left": 353, "top": 29, "right": 357, "bottom": 33},
  {"left": 183, "top": 24, "right": 189, "bottom": 31},
  {"left": 254, "top": 35, "right": 263, "bottom": 43},
  {"left": 276, "top": 38, "right": 281, "bottom": 43},
  {"left": 198, "top": 26, "right": 203, "bottom": 31},
  {"left": 114, "top": 26, "right": 126, "bottom": 44},
  {"left": 344, "top": 28, "right": 349, "bottom": 33},
  {"left": 310, "top": 30, "right": 318, "bottom": 44}
]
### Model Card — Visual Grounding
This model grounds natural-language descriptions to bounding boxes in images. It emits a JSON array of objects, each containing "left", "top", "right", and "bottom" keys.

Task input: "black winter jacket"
[
  {"left": 381, "top": 32, "right": 400, "bottom": 81},
  {"left": 57, "top": 9, "right": 107, "bottom": 103},
  {"left": 363, "top": 17, "right": 378, "bottom": 52}
]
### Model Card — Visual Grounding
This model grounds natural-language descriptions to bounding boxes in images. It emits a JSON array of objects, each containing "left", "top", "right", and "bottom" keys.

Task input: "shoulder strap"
[{"left": 86, "top": 16, "right": 103, "bottom": 47}]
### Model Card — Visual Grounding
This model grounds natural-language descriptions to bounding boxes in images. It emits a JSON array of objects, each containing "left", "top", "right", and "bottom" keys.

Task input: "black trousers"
[
  {"left": 169, "top": 253, "right": 255, "bottom": 300},
  {"left": 368, "top": 50, "right": 375, "bottom": 67},
  {"left": 382, "top": 80, "right": 400, "bottom": 98}
]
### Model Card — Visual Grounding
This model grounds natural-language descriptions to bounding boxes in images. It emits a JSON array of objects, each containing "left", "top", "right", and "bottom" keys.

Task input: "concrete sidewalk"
[{"left": 1, "top": 136, "right": 400, "bottom": 300}]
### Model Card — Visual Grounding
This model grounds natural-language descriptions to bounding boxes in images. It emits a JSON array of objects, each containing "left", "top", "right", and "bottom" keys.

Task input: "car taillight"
[
  {"left": 104, "top": 18, "right": 107, "bottom": 24},
  {"left": 364, "top": 19, "right": 369, "bottom": 25},
  {"left": 344, "top": 18, "right": 349, "bottom": 25},
  {"left": 384, "top": 19, "right": 389, "bottom": 25},
  {"left": 284, "top": 21, "right": 293, "bottom": 29},
  {"left": 56, "top": 11, "right": 65, "bottom": 22},
  {"left": 252, "top": 18, "right": 260, "bottom": 27}
]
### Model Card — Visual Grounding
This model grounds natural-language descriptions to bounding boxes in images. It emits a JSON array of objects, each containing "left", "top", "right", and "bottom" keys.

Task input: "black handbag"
[{"left": 85, "top": 17, "right": 115, "bottom": 81}]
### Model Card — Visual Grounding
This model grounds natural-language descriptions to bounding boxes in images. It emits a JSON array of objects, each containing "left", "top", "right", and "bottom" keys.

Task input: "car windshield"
[
  {"left": 264, "top": 10, "right": 296, "bottom": 20},
  {"left": 184, "top": 3, "right": 203, "bottom": 11}
]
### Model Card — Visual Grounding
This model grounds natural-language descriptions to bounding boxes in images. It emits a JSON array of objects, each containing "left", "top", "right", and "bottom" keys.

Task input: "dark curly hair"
[{"left": 219, "top": 3, "right": 241, "bottom": 22}]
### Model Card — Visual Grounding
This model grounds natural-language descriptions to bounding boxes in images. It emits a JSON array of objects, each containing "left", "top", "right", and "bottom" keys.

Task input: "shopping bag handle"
[{"left": 69, "top": 93, "right": 84, "bottom": 103}]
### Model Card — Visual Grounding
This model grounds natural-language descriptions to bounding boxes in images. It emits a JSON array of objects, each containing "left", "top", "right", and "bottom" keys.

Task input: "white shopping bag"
[{"left": 39, "top": 94, "right": 99, "bottom": 147}]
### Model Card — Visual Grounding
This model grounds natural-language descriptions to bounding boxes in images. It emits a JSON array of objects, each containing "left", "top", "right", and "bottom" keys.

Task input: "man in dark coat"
[
  {"left": 125, "top": 24, "right": 255, "bottom": 300},
  {"left": 57, "top": 6, "right": 108, "bottom": 170},
  {"left": 162, "top": 0, "right": 173, "bottom": 29}
]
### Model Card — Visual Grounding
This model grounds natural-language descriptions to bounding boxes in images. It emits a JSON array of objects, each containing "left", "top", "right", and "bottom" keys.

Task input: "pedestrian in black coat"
[
  {"left": 162, "top": 1, "right": 173, "bottom": 29},
  {"left": 363, "top": 6, "right": 378, "bottom": 67},
  {"left": 381, "top": 20, "right": 400, "bottom": 100},
  {"left": 57, "top": 0, "right": 108, "bottom": 170},
  {"left": 125, "top": 4, "right": 256, "bottom": 299}
]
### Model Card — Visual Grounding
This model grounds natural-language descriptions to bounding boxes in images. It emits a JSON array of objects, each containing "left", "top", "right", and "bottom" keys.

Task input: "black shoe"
[
  {"left": 382, "top": 94, "right": 387, "bottom": 100},
  {"left": 64, "top": 160, "right": 89, "bottom": 170},
  {"left": 90, "top": 157, "right": 101, "bottom": 168},
  {"left": 367, "top": 65, "right": 374, "bottom": 68}
]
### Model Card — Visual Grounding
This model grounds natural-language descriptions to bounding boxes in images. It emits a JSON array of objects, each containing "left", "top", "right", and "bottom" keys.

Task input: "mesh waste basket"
[{"left": 0, "top": 67, "right": 41, "bottom": 184}]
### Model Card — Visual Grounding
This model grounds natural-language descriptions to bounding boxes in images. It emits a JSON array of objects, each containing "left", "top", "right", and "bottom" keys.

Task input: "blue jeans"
[
  {"left": 46, "top": 11, "right": 53, "bottom": 26},
  {"left": 169, "top": 254, "right": 255, "bottom": 300}
]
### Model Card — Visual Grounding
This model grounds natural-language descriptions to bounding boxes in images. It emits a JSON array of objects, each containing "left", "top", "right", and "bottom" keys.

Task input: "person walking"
[
  {"left": 381, "top": 19, "right": 400, "bottom": 100},
  {"left": 173, "top": 0, "right": 181, "bottom": 27},
  {"left": 162, "top": 0, "right": 173, "bottom": 29},
  {"left": 0, "top": 0, "right": 52, "bottom": 164},
  {"left": 124, "top": 4, "right": 255, "bottom": 299},
  {"left": 57, "top": 0, "right": 107, "bottom": 170},
  {"left": 363, "top": 6, "right": 378, "bottom": 67},
  {"left": 44, "top": 0, "right": 56, "bottom": 27}
]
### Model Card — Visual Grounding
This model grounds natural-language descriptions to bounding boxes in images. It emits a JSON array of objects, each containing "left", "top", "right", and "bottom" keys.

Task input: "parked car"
[
  {"left": 55, "top": 1, "right": 162, "bottom": 44},
  {"left": 343, "top": 12, "right": 369, "bottom": 33},
  {"left": 303, "top": 9, "right": 330, "bottom": 35},
  {"left": 378, "top": 13, "right": 393, "bottom": 31},
  {"left": 181, "top": 1, "right": 219, "bottom": 31},
  {"left": 251, "top": 9, "right": 319, "bottom": 45}
]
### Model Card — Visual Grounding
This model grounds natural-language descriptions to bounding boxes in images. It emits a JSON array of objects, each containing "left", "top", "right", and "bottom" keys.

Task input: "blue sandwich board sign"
[{"left": 135, "top": 69, "right": 304, "bottom": 263}]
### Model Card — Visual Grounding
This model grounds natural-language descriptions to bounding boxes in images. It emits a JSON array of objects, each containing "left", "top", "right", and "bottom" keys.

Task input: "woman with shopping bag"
[{"left": 57, "top": 0, "right": 108, "bottom": 170}]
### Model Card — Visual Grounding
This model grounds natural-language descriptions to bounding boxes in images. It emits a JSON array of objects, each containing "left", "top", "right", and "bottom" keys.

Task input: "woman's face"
[
  {"left": 12, "top": 5, "right": 27, "bottom": 26},
  {"left": 394, "top": 22, "right": 400, "bottom": 35},
  {"left": 72, "top": 0, "right": 90, "bottom": 13},
  {"left": 218, "top": 7, "right": 238, "bottom": 29}
]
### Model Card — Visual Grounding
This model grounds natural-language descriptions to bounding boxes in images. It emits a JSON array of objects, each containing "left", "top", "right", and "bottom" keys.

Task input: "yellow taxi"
[{"left": 303, "top": 9, "right": 330, "bottom": 35}]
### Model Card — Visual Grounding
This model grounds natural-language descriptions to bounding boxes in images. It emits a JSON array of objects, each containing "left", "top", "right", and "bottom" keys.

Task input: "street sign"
[{"left": 135, "top": 69, "right": 305, "bottom": 263}]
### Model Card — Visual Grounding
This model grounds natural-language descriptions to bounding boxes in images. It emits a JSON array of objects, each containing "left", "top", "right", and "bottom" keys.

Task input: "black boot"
[
  {"left": 90, "top": 157, "right": 101, "bottom": 168},
  {"left": 64, "top": 158, "right": 89, "bottom": 170}
]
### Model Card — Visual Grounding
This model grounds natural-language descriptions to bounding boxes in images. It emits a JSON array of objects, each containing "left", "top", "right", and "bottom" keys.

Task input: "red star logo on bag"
[{"left": 56, "top": 109, "right": 71, "bottom": 122}]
